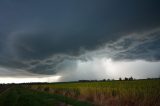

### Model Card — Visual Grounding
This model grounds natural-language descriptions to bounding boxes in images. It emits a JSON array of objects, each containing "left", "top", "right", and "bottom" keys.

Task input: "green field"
[
  {"left": 0, "top": 86, "right": 93, "bottom": 106},
  {"left": 0, "top": 79, "right": 160, "bottom": 106}
]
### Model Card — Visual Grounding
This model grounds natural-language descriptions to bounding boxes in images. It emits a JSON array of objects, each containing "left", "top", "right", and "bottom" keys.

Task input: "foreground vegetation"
[
  {"left": 0, "top": 86, "right": 93, "bottom": 106},
  {"left": 0, "top": 79, "right": 159, "bottom": 106},
  {"left": 26, "top": 79, "right": 160, "bottom": 106}
]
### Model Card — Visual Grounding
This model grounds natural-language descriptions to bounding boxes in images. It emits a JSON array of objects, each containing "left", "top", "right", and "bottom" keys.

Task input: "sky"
[{"left": 0, "top": 0, "right": 160, "bottom": 83}]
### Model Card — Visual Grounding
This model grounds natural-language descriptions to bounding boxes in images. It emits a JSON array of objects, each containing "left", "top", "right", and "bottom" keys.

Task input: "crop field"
[
  {"left": 0, "top": 79, "right": 159, "bottom": 106},
  {"left": 26, "top": 79, "right": 160, "bottom": 106}
]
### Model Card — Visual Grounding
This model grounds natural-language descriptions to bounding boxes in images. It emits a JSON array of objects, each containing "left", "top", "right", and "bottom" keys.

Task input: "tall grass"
[{"left": 27, "top": 80, "right": 160, "bottom": 106}]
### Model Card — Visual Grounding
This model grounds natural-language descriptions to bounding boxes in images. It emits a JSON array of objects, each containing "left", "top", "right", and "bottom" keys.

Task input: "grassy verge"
[{"left": 0, "top": 86, "right": 93, "bottom": 106}]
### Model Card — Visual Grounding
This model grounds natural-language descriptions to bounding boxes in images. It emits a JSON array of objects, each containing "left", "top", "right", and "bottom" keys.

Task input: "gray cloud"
[
  {"left": 15, "top": 28, "right": 160, "bottom": 75},
  {"left": 112, "top": 29, "right": 160, "bottom": 61},
  {"left": 0, "top": 0, "right": 160, "bottom": 79},
  {"left": 0, "top": 27, "right": 160, "bottom": 76}
]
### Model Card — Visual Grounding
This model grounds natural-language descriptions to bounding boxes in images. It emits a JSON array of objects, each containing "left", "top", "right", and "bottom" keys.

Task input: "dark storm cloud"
[
  {"left": 111, "top": 29, "right": 160, "bottom": 61},
  {"left": 0, "top": 0, "right": 160, "bottom": 75}
]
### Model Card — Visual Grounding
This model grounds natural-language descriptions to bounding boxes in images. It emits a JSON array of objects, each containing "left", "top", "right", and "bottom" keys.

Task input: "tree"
[
  {"left": 124, "top": 77, "right": 128, "bottom": 80},
  {"left": 107, "top": 79, "right": 110, "bottom": 81},
  {"left": 102, "top": 79, "right": 106, "bottom": 82},
  {"left": 129, "top": 76, "right": 133, "bottom": 80},
  {"left": 119, "top": 77, "right": 122, "bottom": 81}
]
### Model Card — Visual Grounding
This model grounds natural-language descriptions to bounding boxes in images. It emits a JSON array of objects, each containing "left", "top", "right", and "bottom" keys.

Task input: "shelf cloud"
[{"left": 0, "top": 0, "right": 160, "bottom": 82}]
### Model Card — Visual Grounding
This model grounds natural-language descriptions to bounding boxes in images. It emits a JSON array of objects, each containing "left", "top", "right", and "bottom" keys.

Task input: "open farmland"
[{"left": 26, "top": 79, "right": 160, "bottom": 106}]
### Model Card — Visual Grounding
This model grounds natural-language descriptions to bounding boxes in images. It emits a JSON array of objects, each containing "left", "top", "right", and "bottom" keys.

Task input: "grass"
[
  {"left": 28, "top": 79, "right": 160, "bottom": 106},
  {"left": 0, "top": 86, "right": 93, "bottom": 106}
]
